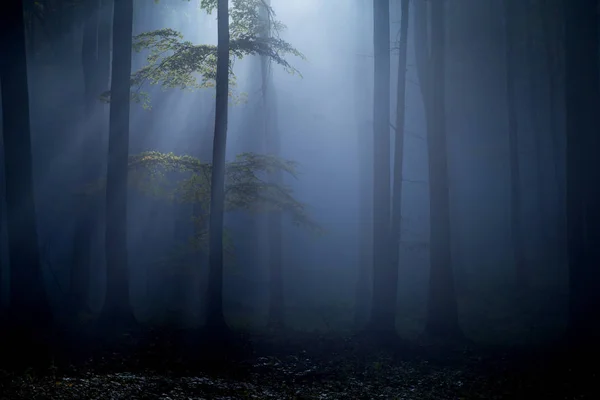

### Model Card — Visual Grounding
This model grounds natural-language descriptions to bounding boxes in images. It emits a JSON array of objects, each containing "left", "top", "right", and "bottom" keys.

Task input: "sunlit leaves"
[
  {"left": 127, "top": 151, "right": 319, "bottom": 232},
  {"left": 101, "top": 0, "right": 304, "bottom": 107},
  {"left": 81, "top": 151, "right": 320, "bottom": 233}
]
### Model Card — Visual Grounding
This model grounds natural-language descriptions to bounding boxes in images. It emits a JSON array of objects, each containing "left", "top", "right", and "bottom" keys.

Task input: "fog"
[{"left": 1, "top": 0, "right": 568, "bottom": 343}]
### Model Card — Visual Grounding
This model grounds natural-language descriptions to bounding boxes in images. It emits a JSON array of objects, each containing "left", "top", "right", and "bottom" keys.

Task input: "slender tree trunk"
[
  {"left": 206, "top": 0, "right": 230, "bottom": 333},
  {"left": 420, "top": 0, "right": 460, "bottom": 338},
  {"left": 102, "top": 0, "right": 135, "bottom": 328},
  {"left": 369, "top": 0, "right": 393, "bottom": 335},
  {"left": 76, "top": 0, "right": 112, "bottom": 303},
  {"left": 0, "top": 0, "right": 52, "bottom": 367},
  {"left": 71, "top": 0, "right": 102, "bottom": 318},
  {"left": 564, "top": 0, "right": 600, "bottom": 345},
  {"left": 24, "top": 0, "right": 36, "bottom": 61},
  {"left": 260, "top": 0, "right": 285, "bottom": 330},
  {"left": 503, "top": 0, "right": 527, "bottom": 290},
  {"left": 388, "top": 0, "right": 409, "bottom": 332},
  {"left": 353, "top": 0, "right": 372, "bottom": 329},
  {"left": 82, "top": 1, "right": 101, "bottom": 115},
  {"left": 540, "top": 0, "right": 565, "bottom": 260},
  {"left": 525, "top": 3, "right": 547, "bottom": 236}
]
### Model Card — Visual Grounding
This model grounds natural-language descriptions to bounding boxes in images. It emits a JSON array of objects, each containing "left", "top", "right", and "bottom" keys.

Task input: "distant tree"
[
  {"left": 258, "top": 0, "right": 285, "bottom": 330},
  {"left": 388, "top": 0, "right": 410, "bottom": 333},
  {"left": 563, "top": 0, "right": 600, "bottom": 344},
  {"left": 353, "top": 0, "right": 372, "bottom": 329},
  {"left": 71, "top": 0, "right": 112, "bottom": 319},
  {"left": 539, "top": 0, "right": 565, "bottom": 261},
  {"left": 369, "top": 0, "right": 393, "bottom": 335},
  {"left": 101, "top": 0, "right": 136, "bottom": 328},
  {"left": 0, "top": 0, "right": 52, "bottom": 366},
  {"left": 414, "top": 0, "right": 461, "bottom": 338},
  {"left": 205, "top": 0, "right": 230, "bottom": 334},
  {"left": 503, "top": 0, "right": 527, "bottom": 290}
]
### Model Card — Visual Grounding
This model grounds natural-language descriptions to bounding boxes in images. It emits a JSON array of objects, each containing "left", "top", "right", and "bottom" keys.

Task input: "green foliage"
[
  {"left": 101, "top": 0, "right": 304, "bottom": 107},
  {"left": 80, "top": 151, "right": 319, "bottom": 271},
  {"left": 81, "top": 151, "right": 321, "bottom": 233},
  {"left": 127, "top": 151, "right": 318, "bottom": 230}
]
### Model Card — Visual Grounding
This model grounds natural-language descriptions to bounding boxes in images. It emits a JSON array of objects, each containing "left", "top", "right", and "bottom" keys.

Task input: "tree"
[
  {"left": 205, "top": 0, "right": 230, "bottom": 333},
  {"left": 369, "top": 0, "right": 393, "bottom": 335},
  {"left": 503, "top": 0, "right": 527, "bottom": 290},
  {"left": 388, "top": 0, "right": 410, "bottom": 334},
  {"left": 539, "top": 0, "right": 565, "bottom": 264},
  {"left": 525, "top": 1, "right": 547, "bottom": 238},
  {"left": 71, "top": 0, "right": 112, "bottom": 318},
  {"left": 415, "top": 0, "right": 461, "bottom": 338},
  {"left": 112, "top": 1, "right": 303, "bottom": 109},
  {"left": 353, "top": 0, "right": 372, "bottom": 329},
  {"left": 259, "top": 0, "right": 285, "bottom": 330},
  {"left": 101, "top": 0, "right": 135, "bottom": 328},
  {"left": 100, "top": 0, "right": 303, "bottom": 331},
  {"left": 563, "top": 0, "right": 600, "bottom": 345},
  {"left": 0, "top": 0, "right": 52, "bottom": 366}
]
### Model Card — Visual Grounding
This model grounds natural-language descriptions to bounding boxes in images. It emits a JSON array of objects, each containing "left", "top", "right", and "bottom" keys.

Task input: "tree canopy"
[{"left": 102, "top": 0, "right": 304, "bottom": 107}]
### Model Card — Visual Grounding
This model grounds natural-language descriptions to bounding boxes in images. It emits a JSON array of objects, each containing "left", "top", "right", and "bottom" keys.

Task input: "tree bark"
[
  {"left": 564, "top": 0, "right": 600, "bottom": 345},
  {"left": 102, "top": 0, "right": 135, "bottom": 328},
  {"left": 71, "top": 0, "right": 107, "bottom": 318},
  {"left": 0, "top": 0, "right": 53, "bottom": 367},
  {"left": 255, "top": 0, "right": 285, "bottom": 330},
  {"left": 422, "top": 0, "right": 460, "bottom": 338},
  {"left": 353, "top": 0, "right": 372, "bottom": 329},
  {"left": 206, "top": 0, "right": 230, "bottom": 333},
  {"left": 388, "top": 0, "right": 409, "bottom": 334},
  {"left": 525, "top": 2, "right": 547, "bottom": 236},
  {"left": 369, "top": 0, "right": 393, "bottom": 334},
  {"left": 503, "top": 0, "right": 527, "bottom": 290},
  {"left": 540, "top": 0, "right": 565, "bottom": 260}
]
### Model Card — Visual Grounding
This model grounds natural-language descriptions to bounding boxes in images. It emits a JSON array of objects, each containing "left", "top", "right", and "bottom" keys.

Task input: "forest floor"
[{"left": 0, "top": 328, "right": 597, "bottom": 399}]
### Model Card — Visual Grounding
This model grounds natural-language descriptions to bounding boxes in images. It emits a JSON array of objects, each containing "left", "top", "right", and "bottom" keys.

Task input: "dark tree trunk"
[
  {"left": 0, "top": 0, "right": 53, "bottom": 367},
  {"left": 82, "top": 0, "right": 101, "bottom": 115},
  {"left": 101, "top": 0, "right": 135, "bottom": 329},
  {"left": 369, "top": 0, "right": 393, "bottom": 335},
  {"left": 564, "top": 0, "right": 600, "bottom": 345},
  {"left": 388, "top": 0, "right": 409, "bottom": 333},
  {"left": 540, "top": 0, "right": 566, "bottom": 262},
  {"left": 503, "top": 0, "right": 527, "bottom": 290},
  {"left": 416, "top": 0, "right": 461, "bottom": 338},
  {"left": 24, "top": 0, "right": 36, "bottom": 60},
  {"left": 525, "top": 2, "right": 547, "bottom": 236},
  {"left": 206, "top": 0, "right": 230, "bottom": 333},
  {"left": 97, "top": 0, "right": 112, "bottom": 94}
]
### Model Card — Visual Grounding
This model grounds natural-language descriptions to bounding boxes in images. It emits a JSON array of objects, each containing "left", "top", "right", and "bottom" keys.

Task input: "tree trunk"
[
  {"left": 0, "top": 0, "right": 53, "bottom": 367},
  {"left": 71, "top": 0, "right": 103, "bottom": 318},
  {"left": 564, "top": 0, "right": 600, "bottom": 345},
  {"left": 525, "top": 2, "right": 547, "bottom": 237},
  {"left": 540, "top": 0, "right": 565, "bottom": 263},
  {"left": 353, "top": 0, "right": 372, "bottom": 329},
  {"left": 206, "top": 0, "right": 230, "bottom": 333},
  {"left": 503, "top": 0, "right": 527, "bottom": 290},
  {"left": 388, "top": 0, "right": 409, "bottom": 333},
  {"left": 368, "top": 0, "right": 393, "bottom": 335},
  {"left": 420, "top": 0, "right": 460, "bottom": 338},
  {"left": 260, "top": 1, "right": 285, "bottom": 330},
  {"left": 101, "top": 0, "right": 135, "bottom": 328}
]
